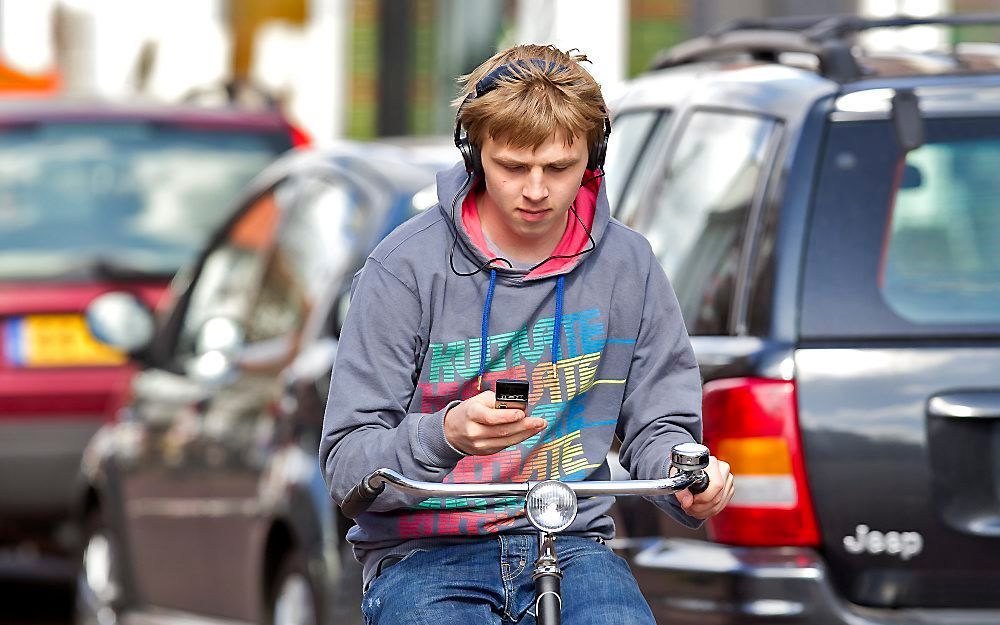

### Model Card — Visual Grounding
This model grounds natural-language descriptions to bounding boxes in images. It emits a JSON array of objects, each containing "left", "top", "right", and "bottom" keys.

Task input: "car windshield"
[{"left": 0, "top": 121, "right": 289, "bottom": 280}]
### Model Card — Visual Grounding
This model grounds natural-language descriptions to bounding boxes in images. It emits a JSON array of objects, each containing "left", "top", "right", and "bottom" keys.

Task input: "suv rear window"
[
  {"left": 802, "top": 117, "right": 1000, "bottom": 338},
  {"left": 883, "top": 138, "right": 1000, "bottom": 324}
]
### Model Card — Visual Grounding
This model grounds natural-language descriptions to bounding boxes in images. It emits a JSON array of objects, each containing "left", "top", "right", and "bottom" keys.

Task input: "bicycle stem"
[{"left": 533, "top": 532, "right": 562, "bottom": 625}]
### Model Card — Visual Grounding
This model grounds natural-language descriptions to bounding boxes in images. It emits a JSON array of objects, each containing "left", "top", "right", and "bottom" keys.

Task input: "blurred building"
[{"left": 0, "top": 0, "right": 991, "bottom": 143}]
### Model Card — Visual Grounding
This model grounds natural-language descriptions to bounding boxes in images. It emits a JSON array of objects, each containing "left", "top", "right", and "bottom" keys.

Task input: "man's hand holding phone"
[{"left": 444, "top": 388, "right": 546, "bottom": 456}]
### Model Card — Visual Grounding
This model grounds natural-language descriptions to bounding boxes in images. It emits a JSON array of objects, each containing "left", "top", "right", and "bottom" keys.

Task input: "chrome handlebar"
[{"left": 340, "top": 442, "right": 711, "bottom": 519}]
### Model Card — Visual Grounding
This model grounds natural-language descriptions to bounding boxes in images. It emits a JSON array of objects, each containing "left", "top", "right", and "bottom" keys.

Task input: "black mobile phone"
[{"left": 495, "top": 379, "right": 529, "bottom": 413}]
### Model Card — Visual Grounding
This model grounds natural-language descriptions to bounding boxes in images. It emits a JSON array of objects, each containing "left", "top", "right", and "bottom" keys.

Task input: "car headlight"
[{"left": 525, "top": 481, "right": 578, "bottom": 533}]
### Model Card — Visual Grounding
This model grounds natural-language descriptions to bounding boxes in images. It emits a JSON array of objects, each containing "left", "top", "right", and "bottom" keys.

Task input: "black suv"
[{"left": 603, "top": 15, "right": 1000, "bottom": 625}]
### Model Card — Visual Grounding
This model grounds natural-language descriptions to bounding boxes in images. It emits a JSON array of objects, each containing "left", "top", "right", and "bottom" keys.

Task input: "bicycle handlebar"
[{"left": 341, "top": 468, "right": 708, "bottom": 519}]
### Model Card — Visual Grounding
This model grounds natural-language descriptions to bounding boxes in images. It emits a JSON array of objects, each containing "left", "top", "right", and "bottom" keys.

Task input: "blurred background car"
[
  {"left": 0, "top": 98, "right": 302, "bottom": 577},
  {"left": 603, "top": 14, "right": 1000, "bottom": 625},
  {"left": 74, "top": 140, "right": 455, "bottom": 625}
]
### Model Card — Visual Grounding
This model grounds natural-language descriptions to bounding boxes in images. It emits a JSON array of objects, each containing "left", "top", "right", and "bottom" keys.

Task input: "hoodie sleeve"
[
  {"left": 319, "top": 257, "right": 465, "bottom": 512},
  {"left": 616, "top": 254, "right": 704, "bottom": 529}
]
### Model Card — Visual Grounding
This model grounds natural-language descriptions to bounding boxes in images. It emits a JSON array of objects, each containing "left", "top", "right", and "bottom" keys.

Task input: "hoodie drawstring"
[
  {"left": 476, "top": 272, "right": 565, "bottom": 391},
  {"left": 477, "top": 269, "right": 498, "bottom": 390},
  {"left": 551, "top": 275, "right": 565, "bottom": 377}
]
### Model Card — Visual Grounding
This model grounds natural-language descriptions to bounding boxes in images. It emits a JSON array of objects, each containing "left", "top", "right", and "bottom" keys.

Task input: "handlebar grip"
[
  {"left": 687, "top": 472, "right": 710, "bottom": 495},
  {"left": 340, "top": 478, "right": 385, "bottom": 519}
]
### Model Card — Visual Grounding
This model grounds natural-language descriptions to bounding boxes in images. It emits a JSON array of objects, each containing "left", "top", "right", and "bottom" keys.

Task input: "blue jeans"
[{"left": 360, "top": 535, "right": 656, "bottom": 625}]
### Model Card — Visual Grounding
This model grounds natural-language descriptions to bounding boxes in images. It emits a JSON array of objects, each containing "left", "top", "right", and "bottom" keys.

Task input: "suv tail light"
[{"left": 702, "top": 377, "right": 820, "bottom": 546}]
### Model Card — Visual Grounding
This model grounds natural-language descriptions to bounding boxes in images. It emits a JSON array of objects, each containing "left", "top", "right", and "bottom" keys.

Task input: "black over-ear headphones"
[{"left": 453, "top": 59, "right": 611, "bottom": 181}]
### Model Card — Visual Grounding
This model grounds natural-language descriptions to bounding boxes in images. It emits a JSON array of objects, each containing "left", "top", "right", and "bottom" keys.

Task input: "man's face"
[{"left": 478, "top": 132, "right": 590, "bottom": 254}]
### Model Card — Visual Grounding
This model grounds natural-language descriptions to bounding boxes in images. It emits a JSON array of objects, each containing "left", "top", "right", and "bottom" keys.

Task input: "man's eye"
[
  {"left": 550, "top": 166, "right": 568, "bottom": 172},
  {"left": 504, "top": 164, "right": 524, "bottom": 172}
]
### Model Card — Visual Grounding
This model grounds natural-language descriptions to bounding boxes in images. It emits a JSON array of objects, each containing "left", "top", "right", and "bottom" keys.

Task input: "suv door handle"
[{"left": 927, "top": 391, "right": 1000, "bottom": 419}]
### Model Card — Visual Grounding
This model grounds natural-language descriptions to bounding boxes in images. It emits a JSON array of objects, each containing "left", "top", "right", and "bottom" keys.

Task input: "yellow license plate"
[{"left": 5, "top": 314, "right": 126, "bottom": 367}]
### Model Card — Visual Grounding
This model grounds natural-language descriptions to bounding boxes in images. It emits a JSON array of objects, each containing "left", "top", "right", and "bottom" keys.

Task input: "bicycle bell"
[{"left": 671, "top": 442, "right": 710, "bottom": 472}]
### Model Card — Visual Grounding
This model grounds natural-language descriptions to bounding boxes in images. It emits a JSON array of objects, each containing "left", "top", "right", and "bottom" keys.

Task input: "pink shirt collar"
[{"left": 460, "top": 171, "right": 600, "bottom": 279}]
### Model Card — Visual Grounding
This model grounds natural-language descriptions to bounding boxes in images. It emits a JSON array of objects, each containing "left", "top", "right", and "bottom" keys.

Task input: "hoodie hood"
[{"left": 435, "top": 162, "right": 611, "bottom": 281}]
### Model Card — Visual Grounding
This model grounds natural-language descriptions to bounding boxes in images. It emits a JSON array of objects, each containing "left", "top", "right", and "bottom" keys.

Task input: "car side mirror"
[{"left": 85, "top": 292, "right": 156, "bottom": 356}]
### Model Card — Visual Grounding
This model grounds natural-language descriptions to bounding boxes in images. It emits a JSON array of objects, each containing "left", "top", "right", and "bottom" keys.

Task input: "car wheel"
[
  {"left": 74, "top": 511, "right": 123, "bottom": 625},
  {"left": 270, "top": 552, "right": 320, "bottom": 625}
]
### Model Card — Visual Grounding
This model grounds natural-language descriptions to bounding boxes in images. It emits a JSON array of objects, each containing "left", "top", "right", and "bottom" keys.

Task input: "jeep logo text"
[{"left": 843, "top": 524, "right": 923, "bottom": 560}]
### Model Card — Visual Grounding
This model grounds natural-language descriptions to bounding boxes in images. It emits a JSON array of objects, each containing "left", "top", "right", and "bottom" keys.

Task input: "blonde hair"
[{"left": 454, "top": 44, "right": 607, "bottom": 153}]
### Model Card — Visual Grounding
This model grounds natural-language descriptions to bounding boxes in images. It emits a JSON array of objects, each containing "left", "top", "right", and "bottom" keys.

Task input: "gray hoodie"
[{"left": 320, "top": 162, "right": 703, "bottom": 586}]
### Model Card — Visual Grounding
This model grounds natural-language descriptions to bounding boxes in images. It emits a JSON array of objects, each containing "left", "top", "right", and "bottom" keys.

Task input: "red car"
[{"left": 0, "top": 99, "right": 300, "bottom": 574}]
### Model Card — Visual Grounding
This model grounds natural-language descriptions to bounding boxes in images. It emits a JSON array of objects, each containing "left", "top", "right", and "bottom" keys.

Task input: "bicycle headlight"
[{"left": 525, "top": 481, "right": 578, "bottom": 533}]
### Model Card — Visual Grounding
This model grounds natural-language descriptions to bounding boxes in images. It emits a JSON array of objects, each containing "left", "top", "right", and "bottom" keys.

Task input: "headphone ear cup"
[
  {"left": 470, "top": 143, "right": 483, "bottom": 180},
  {"left": 458, "top": 138, "right": 473, "bottom": 174},
  {"left": 456, "top": 134, "right": 483, "bottom": 180},
  {"left": 587, "top": 134, "right": 608, "bottom": 171},
  {"left": 458, "top": 137, "right": 481, "bottom": 179},
  {"left": 455, "top": 99, "right": 478, "bottom": 177},
  {"left": 588, "top": 118, "right": 611, "bottom": 171}
]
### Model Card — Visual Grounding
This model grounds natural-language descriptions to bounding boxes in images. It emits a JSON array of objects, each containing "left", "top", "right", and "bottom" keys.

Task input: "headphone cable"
[
  {"left": 449, "top": 172, "right": 514, "bottom": 277},
  {"left": 448, "top": 168, "right": 604, "bottom": 277}
]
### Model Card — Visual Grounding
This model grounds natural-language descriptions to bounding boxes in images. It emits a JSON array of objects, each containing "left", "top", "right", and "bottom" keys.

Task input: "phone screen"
[{"left": 495, "top": 379, "right": 529, "bottom": 413}]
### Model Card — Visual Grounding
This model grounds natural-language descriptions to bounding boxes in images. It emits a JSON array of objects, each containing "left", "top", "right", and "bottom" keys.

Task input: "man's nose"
[{"left": 523, "top": 168, "right": 549, "bottom": 201}]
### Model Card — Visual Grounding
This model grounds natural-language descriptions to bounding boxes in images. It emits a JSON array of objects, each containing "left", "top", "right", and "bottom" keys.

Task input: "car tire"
[
  {"left": 74, "top": 510, "right": 124, "bottom": 625},
  {"left": 269, "top": 551, "right": 321, "bottom": 625}
]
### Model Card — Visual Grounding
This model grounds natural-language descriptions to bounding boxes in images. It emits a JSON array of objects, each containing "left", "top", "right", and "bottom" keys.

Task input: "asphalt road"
[{"left": 0, "top": 580, "right": 73, "bottom": 625}]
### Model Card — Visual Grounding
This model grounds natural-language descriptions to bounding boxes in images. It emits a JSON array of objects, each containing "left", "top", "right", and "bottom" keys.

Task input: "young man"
[{"left": 320, "top": 44, "right": 734, "bottom": 624}]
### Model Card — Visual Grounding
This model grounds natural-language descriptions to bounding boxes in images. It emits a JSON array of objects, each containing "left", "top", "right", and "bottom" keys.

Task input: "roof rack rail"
[
  {"left": 705, "top": 15, "right": 846, "bottom": 37},
  {"left": 652, "top": 13, "right": 1000, "bottom": 82}
]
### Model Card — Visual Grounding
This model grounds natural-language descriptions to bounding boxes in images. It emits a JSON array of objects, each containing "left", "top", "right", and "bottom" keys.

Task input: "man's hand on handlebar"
[
  {"left": 675, "top": 456, "right": 734, "bottom": 520},
  {"left": 444, "top": 391, "right": 548, "bottom": 456}
]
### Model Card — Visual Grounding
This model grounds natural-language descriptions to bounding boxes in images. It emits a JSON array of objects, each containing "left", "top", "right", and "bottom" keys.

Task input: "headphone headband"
[
  {"left": 475, "top": 59, "right": 564, "bottom": 97},
  {"left": 454, "top": 58, "right": 611, "bottom": 178}
]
